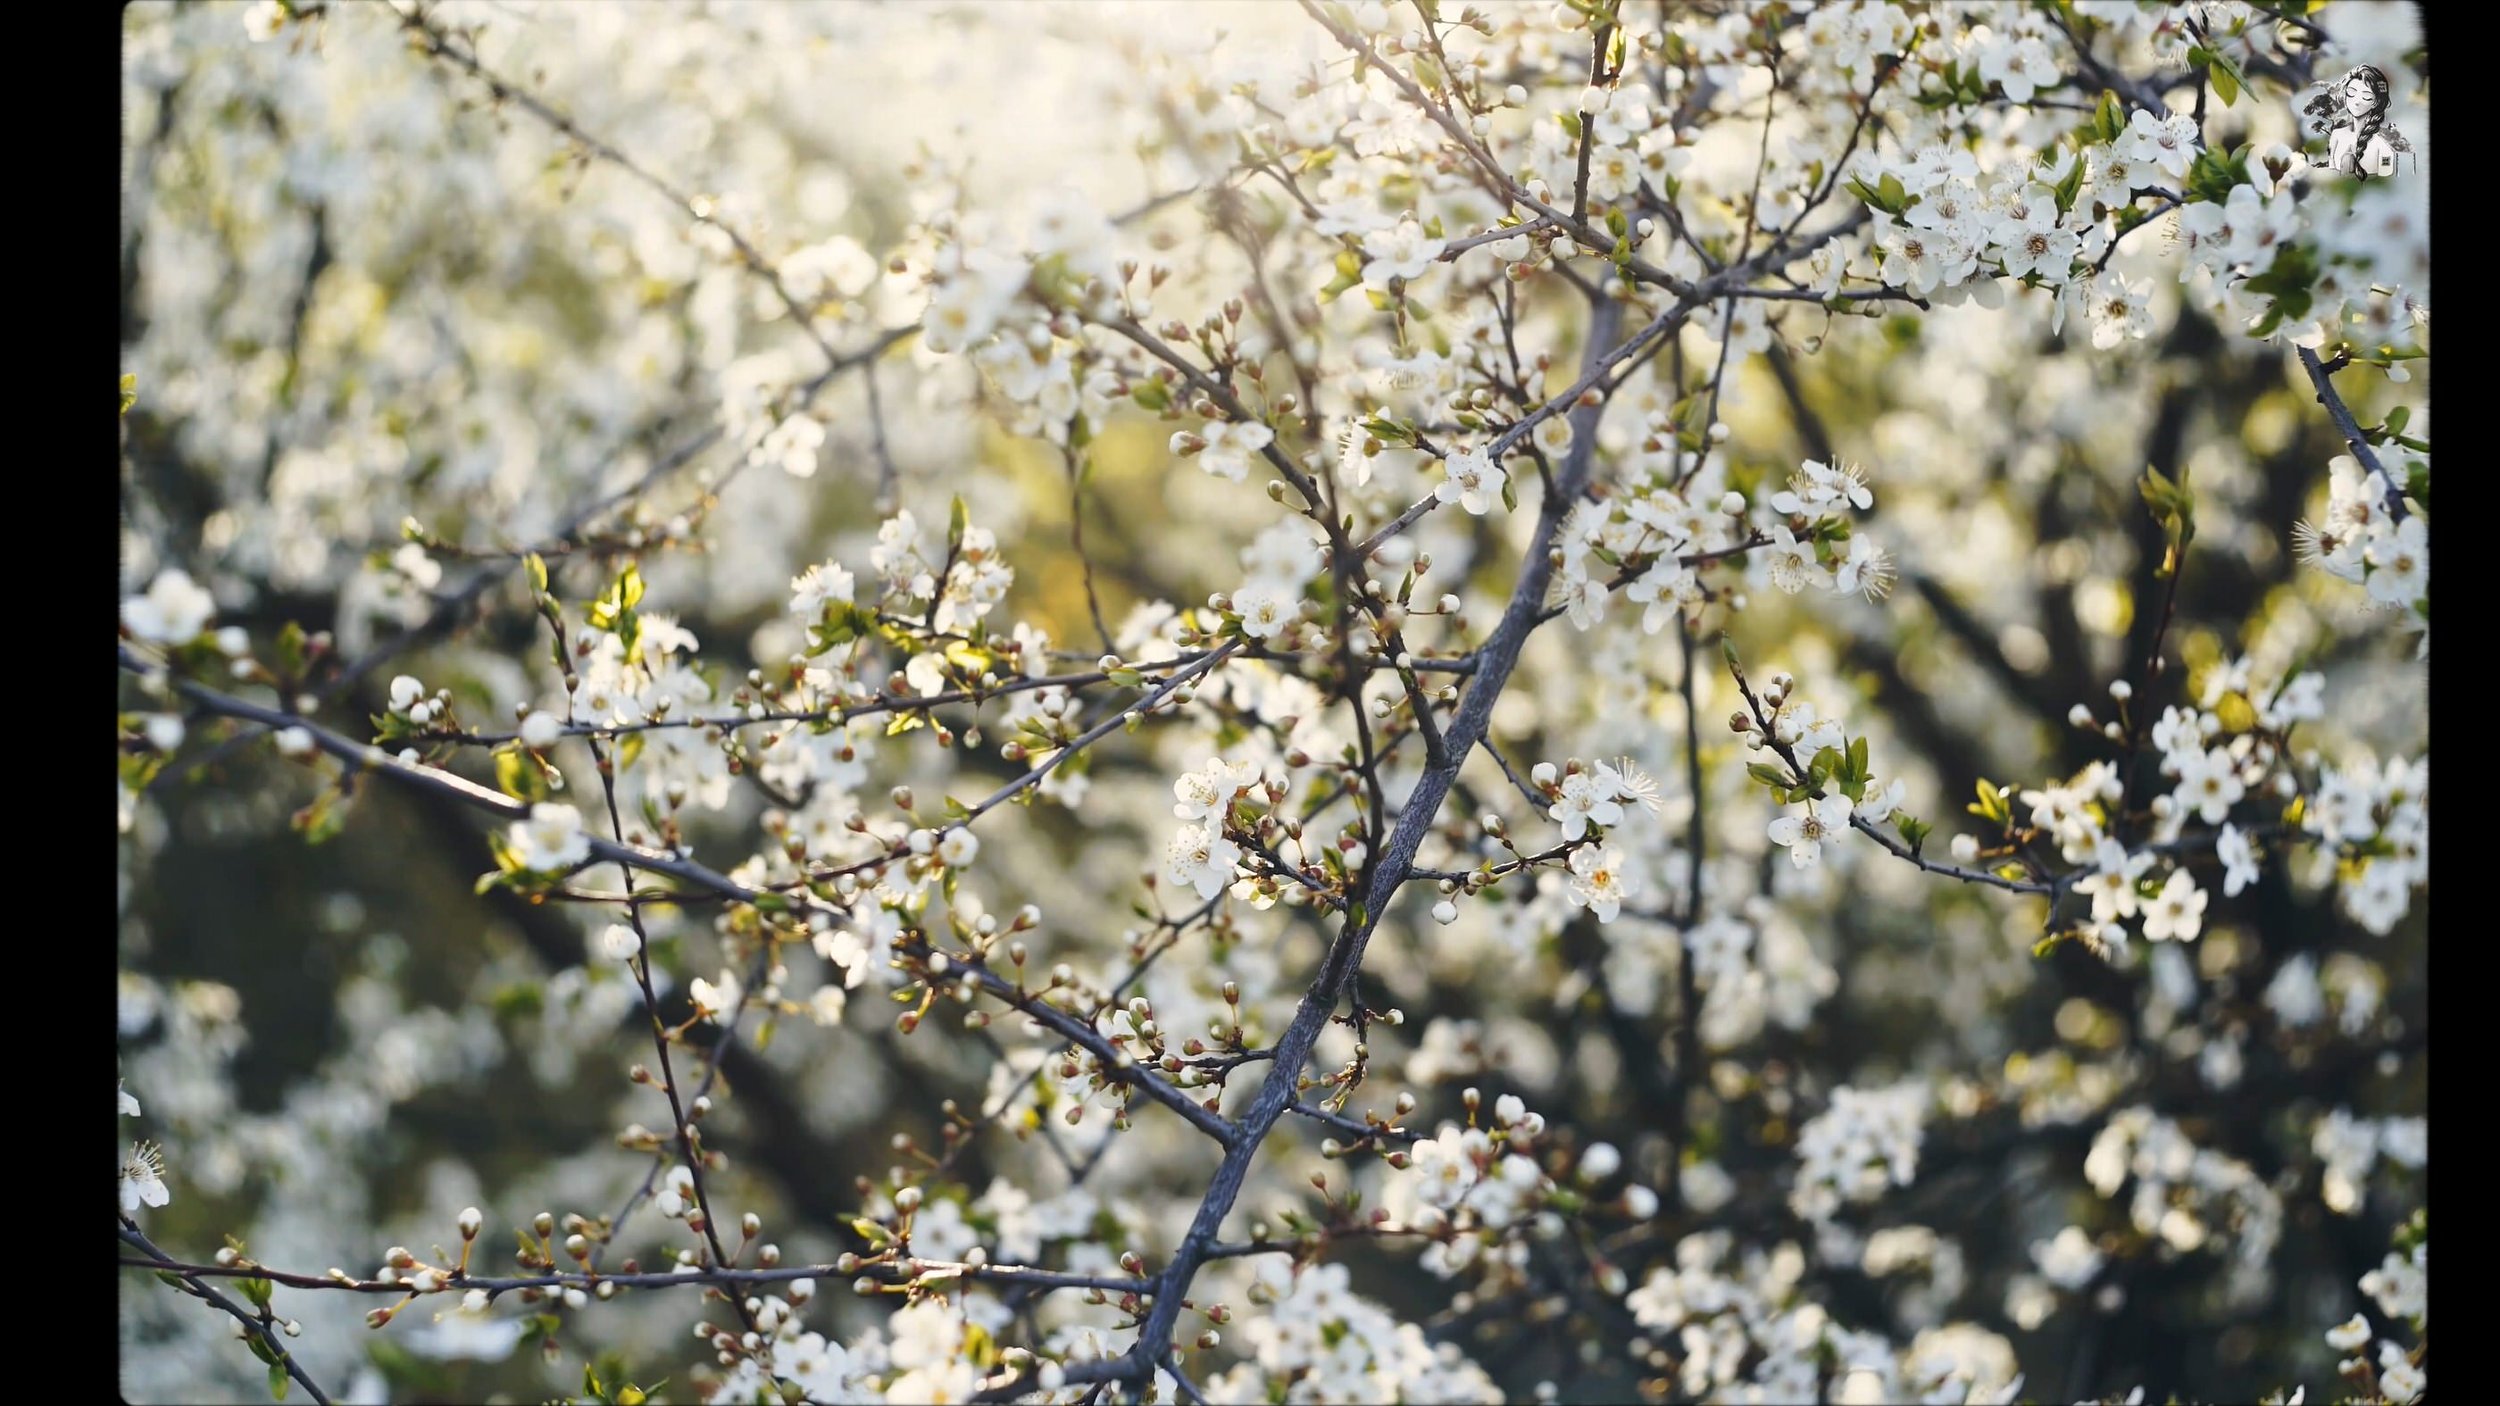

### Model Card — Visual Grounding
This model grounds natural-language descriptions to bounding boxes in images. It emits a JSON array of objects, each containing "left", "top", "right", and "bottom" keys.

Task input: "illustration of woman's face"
[{"left": 2342, "top": 75, "right": 2377, "bottom": 115}]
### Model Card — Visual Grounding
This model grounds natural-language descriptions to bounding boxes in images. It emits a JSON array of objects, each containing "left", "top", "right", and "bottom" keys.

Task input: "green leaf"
[
  {"left": 1746, "top": 761, "right": 1793, "bottom": 790},
  {"left": 121, "top": 373, "right": 139, "bottom": 416},
  {"left": 2208, "top": 50, "right": 2242, "bottom": 107},
  {"left": 1845, "top": 735, "right": 1869, "bottom": 786},
  {"left": 524, "top": 552, "right": 550, "bottom": 597},
  {"left": 1807, "top": 748, "right": 1840, "bottom": 788},
  {"left": 291, "top": 788, "right": 348, "bottom": 846},
  {"left": 948, "top": 494, "right": 970, "bottom": 557},
  {"left": 495, "top": 748, "right": 550, "bottom": 804},
  {"left": 270, "top": 1361, "right": 290, "bottom": 1401},
  {"left": 1968, "top": 779, "right": 2012, "bottom": 826},
  {"left": 1898, "top": 815, "right": 1931, "bottom": 853},
  {"left": 2182, "top": 145, "right": 2250, "bottom": 203},
  {"left": 2093, "top": 90, "right": 2126, "bottom": 144},
  {"left": 2051, "top": 149, "right": 2087, "bottom": 215}
]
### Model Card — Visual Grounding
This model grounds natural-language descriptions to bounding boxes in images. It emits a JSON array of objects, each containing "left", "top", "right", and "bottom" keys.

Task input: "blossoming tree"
[{"left": 119, "top": 2, "right": 2427, "bottom": 1402}]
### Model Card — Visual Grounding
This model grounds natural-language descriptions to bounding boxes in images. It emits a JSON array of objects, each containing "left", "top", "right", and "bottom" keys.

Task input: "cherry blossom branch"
[
  {"left": 117, "top": 1250, "right": 1150, "bottom": 1300},
  {"left": 781, "top": 641, "right": 1245, "bottom": 891},
  {"left": 414, "top": 659, "right": 1188, "bottom": 745},
  {"left": 1723, "top": 649, "right": 2060, "bottom": 897},
  {"left": 2297, "top": 344, "right": 2411, "bottom": 522},
  {"left": 127, "top": 649, "right": 1244, "bottom": 1148},
  {"left": 121, "top": 1223, "right": 336, "bottom": 1406},
  {"left": 1436, "top": 215, "right": 1557, "bottom": 260},
  {"left": 1112, "top": 293, "right": 1631, "bottom": 1396},
  {"left": 1352, "top": 298, "right": 1695, "bottom": 558}
]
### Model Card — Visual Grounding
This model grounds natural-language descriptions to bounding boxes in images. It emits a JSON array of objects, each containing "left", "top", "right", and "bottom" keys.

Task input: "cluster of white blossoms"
[
  {"left": 1735, "top": 672, "right": 1906, "bottom": 872},
  {"left": 2309, "top": 1106, "right": 2428, "bottom": 1215},
  {"left": 1788, "top": 1080, "right": 1929, "bottom": 1223},
  {"left": 1503, "top": 757, "right": 1662, "bottom": 924},
  {"left": 1541, "top": 444, "right": 1889, "bottom": 636},
  {"left": 2299, "top": 747, "right": 2428, "bottom": 936},
  {"left": 1934, "top": 644, "right": 2426, "bottom": 955},
  {"left": 1227, "top": 518, "right": 1323, "bottom": 646},
  {"left": 1625, "top": 1231, "right": 2024, "bottom": 1405},
  {"left": 2325, "top": 1227, "right": 2426, "bottom": 1404},
  {"left": 1209, "top": 1258, "right": 1503, "bottom": 1405},
  {"left": 1809, "top": 8, "right": 2425, "bottom": 357},
  {"left": 1163, "top": 755, "right": 1269, "bottom": 902},
  {"left": 2084, "top": 1106, "right": 2284, "bottom": 1304},
  {"left": 2295, "top": 454, "right": 2428, "bottom": 642},
  {"left": 1387, "top": 1094, "right": 1554, "bottom": 1244},
  {"left": 700, "top": 1289, "right": 986, "bottom": 1404}
]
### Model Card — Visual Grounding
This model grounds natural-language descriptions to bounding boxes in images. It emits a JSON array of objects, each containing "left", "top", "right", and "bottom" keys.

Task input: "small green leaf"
[
  {"left": 494, "top": 748, "right": 550, "bottom": 804},
  {"left": 270, "top": 1361, "right": 290, "bottom": 1401},
  {"left": 2093, "top": 90, "right": 2126, "bottom": 144},
  {"left": 2208, "top": 51, "right": 2242, "bottom": 107},
  {"left": 1968, "top": 779, "right": 2012, "bottom": 826},
  {"left": 1808, "top": 747, "right": 1841, "bottom": 787}
]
